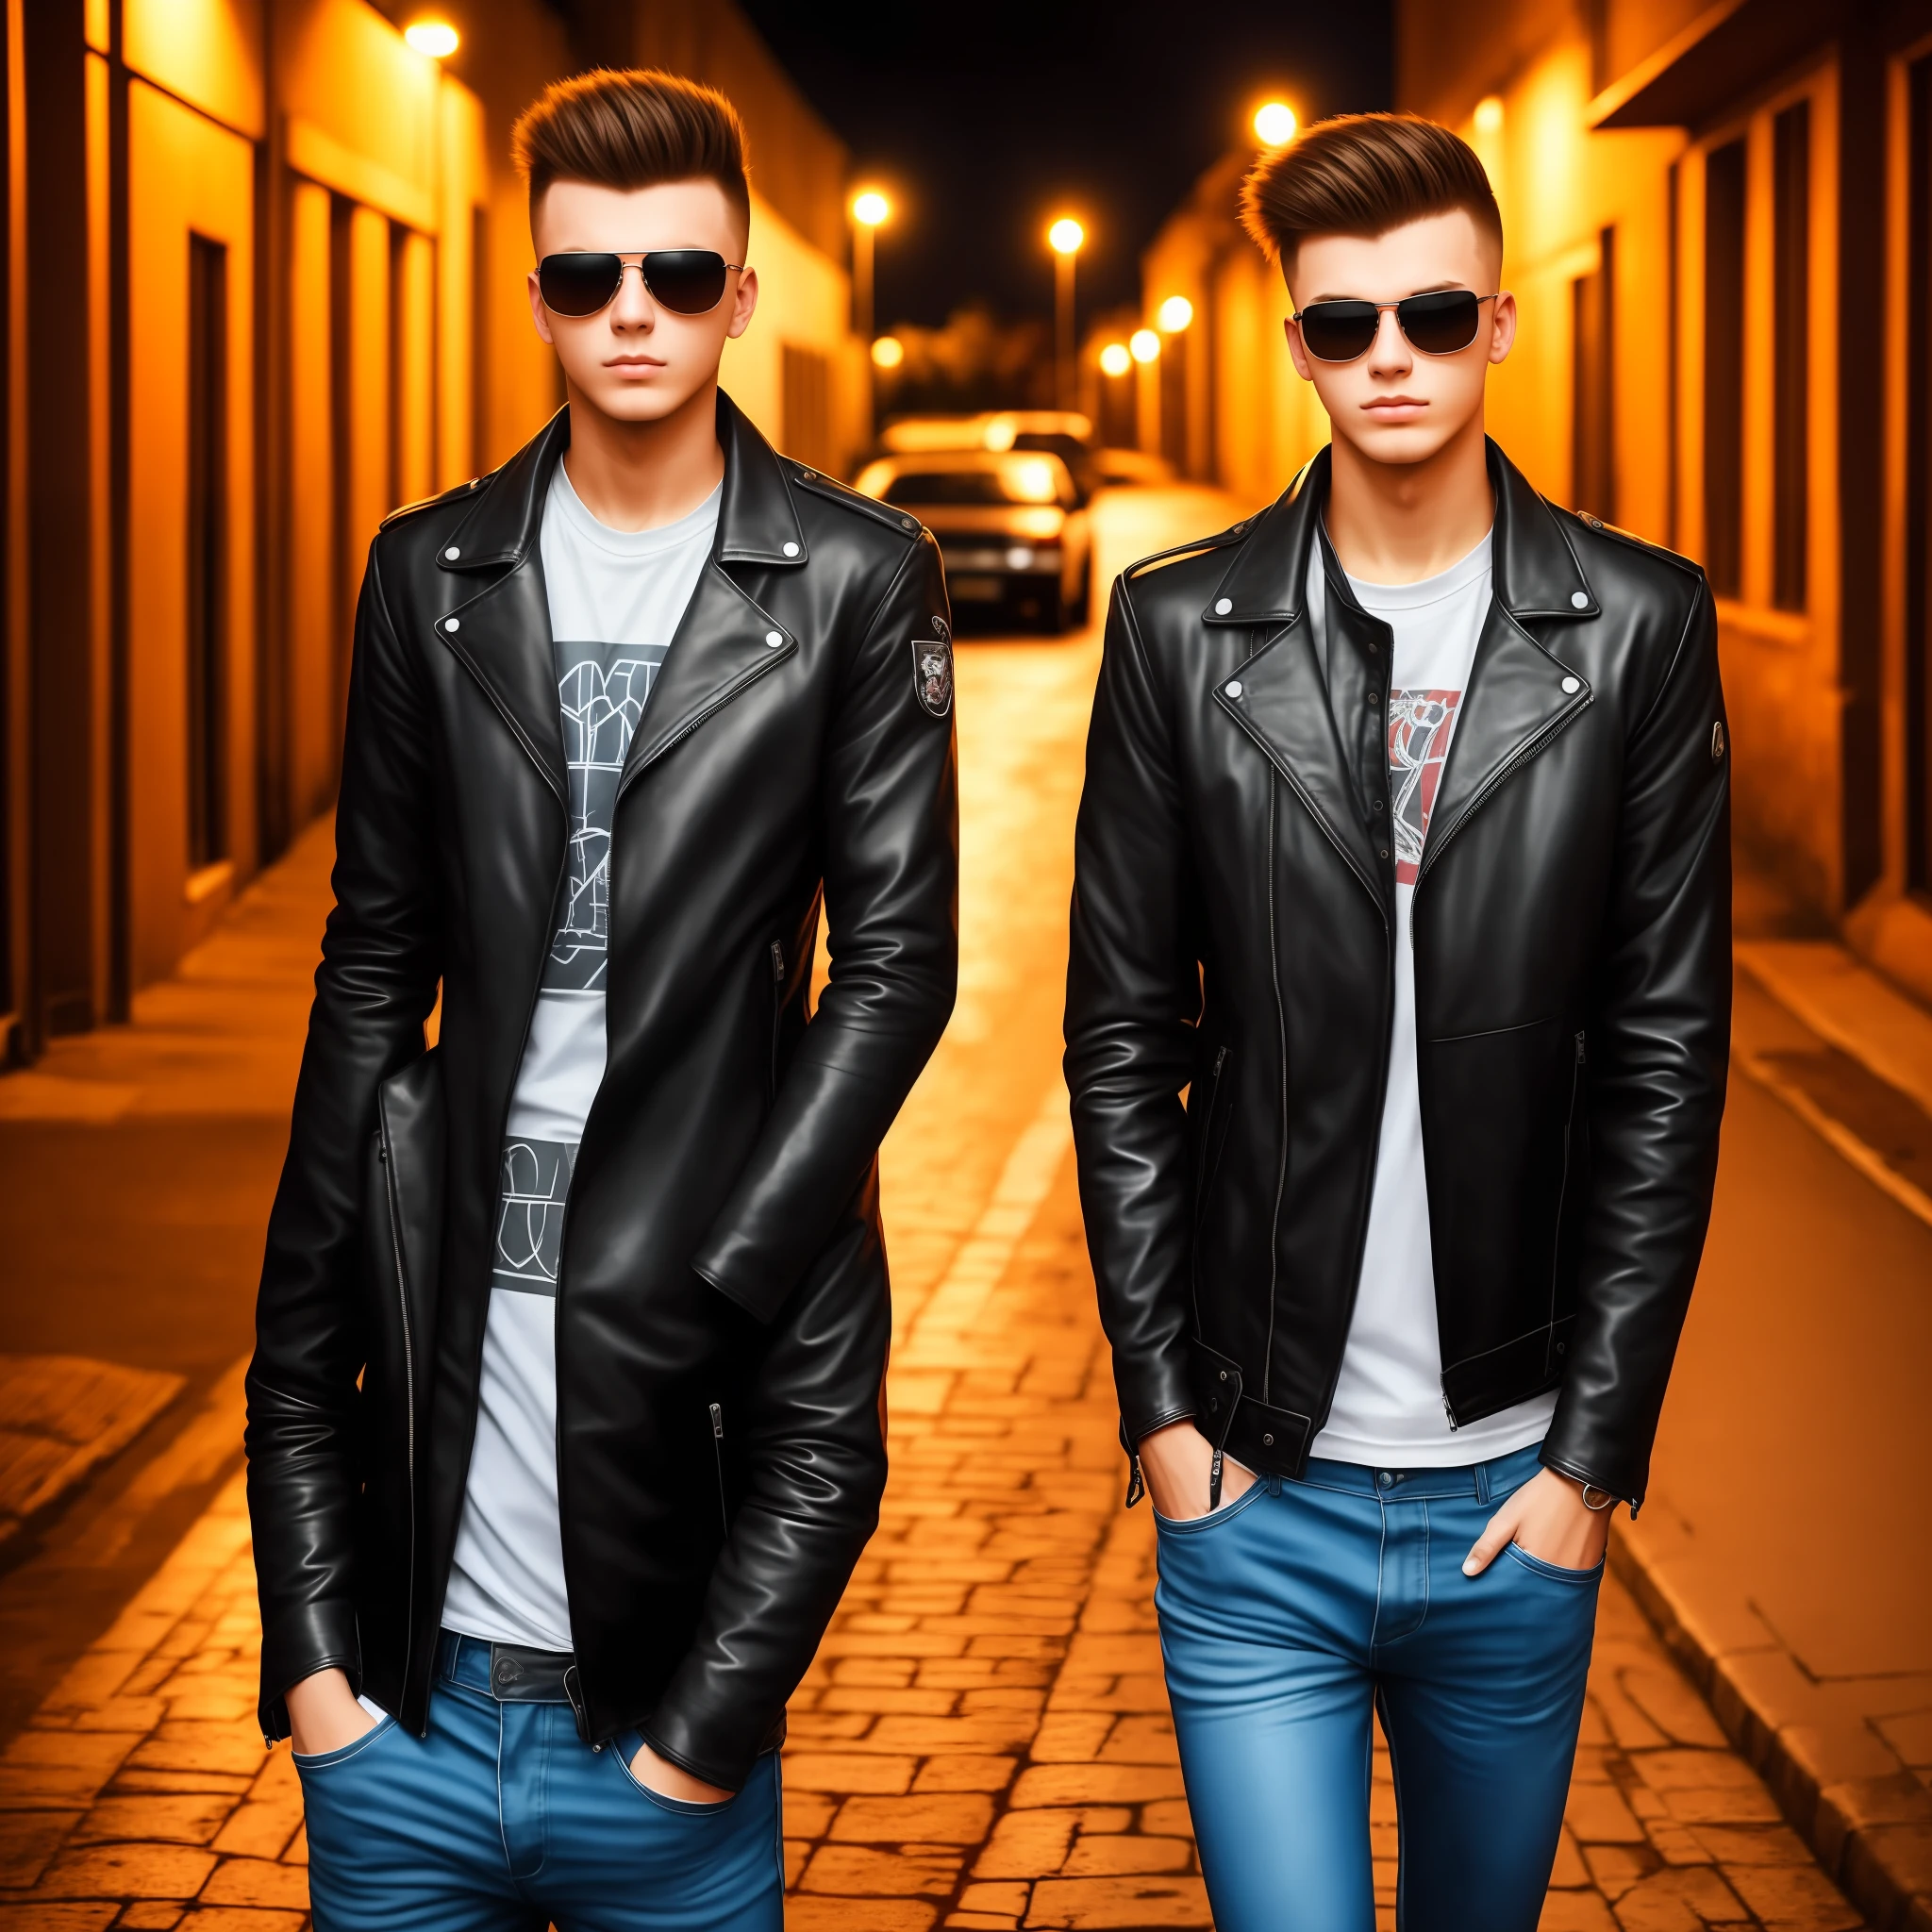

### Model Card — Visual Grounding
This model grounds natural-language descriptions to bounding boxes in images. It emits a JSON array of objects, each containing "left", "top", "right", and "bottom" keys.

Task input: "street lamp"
[
  {"left": 850, "top": 189, "right": 891, "bottom": 341},
  {"left": 1048, "top": 216, "right": 1085, "bottom": 411},
  {"left": 1129, "top": 328, "right": 1160, "bottom": 364},
  {"left": 1253, "top": 100, "right": 1297, "bottom": 147},
  {"left": 871, "top": 335, "right": 904, "bottom": 370},
  {"left": 1158, "top": 295, "right": 1194, "bottom": 335},
  {"left": 1098, "top": 341, "right": 1131, "bottom": 378},
  {"left": 404, "top": 17, "right": 459, "bottom": 57}
]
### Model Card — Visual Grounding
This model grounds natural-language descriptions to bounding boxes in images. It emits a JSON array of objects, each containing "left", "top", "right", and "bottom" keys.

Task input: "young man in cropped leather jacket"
[
  {"left": 1065, "top": 114, "right": 1728, "bottom": 1932},
  {"left": 246, "top": 70, "right": 956, "bottom": 1931}
]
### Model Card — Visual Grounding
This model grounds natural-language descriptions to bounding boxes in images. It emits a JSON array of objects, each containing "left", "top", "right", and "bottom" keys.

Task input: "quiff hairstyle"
[
  {"left": 511, "top": 68, "right": 751, "bottom": 239},
  {"left": 1240, "top": 112, "right": 1501, "bottom": 284}
]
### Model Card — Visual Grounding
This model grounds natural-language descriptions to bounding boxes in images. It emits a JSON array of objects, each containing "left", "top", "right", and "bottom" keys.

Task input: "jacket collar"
[
  {"left": 437, "top": 388, "right": 808, "bottom": 576},
  {"left": 1202, "top": 439, "right": 1599, "bottom": 626}
]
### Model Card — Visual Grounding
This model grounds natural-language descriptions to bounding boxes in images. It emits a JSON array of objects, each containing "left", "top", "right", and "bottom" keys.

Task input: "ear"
[
  {"left": 527, "top": 268, "right": 556, "bottom": 347},
  {"left": 1283, "top": 315, "right": 1315, "bottom": 382},
  {"left": 726, "top": 265, "right": 759, "bottom": 341},
  {"left": 1488, "top": 289, "right": 1517, "bottom": 366}
]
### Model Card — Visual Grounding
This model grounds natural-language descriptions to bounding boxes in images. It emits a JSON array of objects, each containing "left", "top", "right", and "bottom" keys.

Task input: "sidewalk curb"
[{"left": 1613, "top": 1521, "right": 1932, "bottom": 1931}]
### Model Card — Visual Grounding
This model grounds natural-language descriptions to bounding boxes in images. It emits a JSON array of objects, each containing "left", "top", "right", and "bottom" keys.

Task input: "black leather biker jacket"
[
  {"left": 1065, "top": 443, "right": 1729, "bottom": 1509},
  {"left": 246, "top": 394, "right": 958, "bottom": 1790}
]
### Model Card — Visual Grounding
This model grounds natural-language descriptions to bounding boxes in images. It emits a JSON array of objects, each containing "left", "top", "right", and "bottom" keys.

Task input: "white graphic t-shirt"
[
  {"left": 1306, "top": 527, "right": 1559, "bottom": 1467},
  {"left": 441, "top": 462, "right": 719, "bottom": 1650}
]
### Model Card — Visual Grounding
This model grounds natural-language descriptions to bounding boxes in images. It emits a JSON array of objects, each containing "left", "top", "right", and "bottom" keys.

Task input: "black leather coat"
[
  {"left": 1065, "top": 444, "right": 1728, "bottom": 1508},
  {"left": 246, "top": 395, "right": 958, "bottom": 1789}
]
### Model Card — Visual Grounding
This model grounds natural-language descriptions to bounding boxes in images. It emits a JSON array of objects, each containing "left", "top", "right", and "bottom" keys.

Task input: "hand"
[
  {"left": 286, "top": 1667, "right": 377, "bottom": 1756},
  {"left": 1463, "top": 1467, "right": 1613, "bottom": 1576},
  {"left": 628, "top": 1735, "right": 733, "bottom": 1805},
  {"left": 1137, "top": 1418, "right": 1257, "bottom": 1523}
]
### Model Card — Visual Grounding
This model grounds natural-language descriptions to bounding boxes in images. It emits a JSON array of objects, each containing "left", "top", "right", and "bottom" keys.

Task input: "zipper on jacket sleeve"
[
  {"left": 768, "top": 941, "right": 786, "bottom": 1103},
  {"left": 709, "top": 1401, "right": 729, "bottom": 1538}
]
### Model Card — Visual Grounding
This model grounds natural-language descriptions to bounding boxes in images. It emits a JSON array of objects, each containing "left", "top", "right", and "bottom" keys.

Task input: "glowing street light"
[
  {"left": 1474, "top": 95, "right": 1505, "bottom": 137},
  {"left": 1129, "top": 328, "right": 1161, "bottom": 363},
  {"left": 871, "top": 335, "right": 905, "bottom": 371},
  {"left": 850, "top": 188, "right": 891, "bottom": 341},
  {"left": 1098, "top": 341, "right": 1132, "bottom": 378},
  {"left": 1158, "top": 295, "right": 1194, "bottom": 334},
  {"left": 1047, "top": 216, "right": 1086, "bottom": 409},
  {"left": 404, "top": 18, "right": 459, "bottom": 57},
  {"left": 1254, "top": 100, "right": 1297, "bottom": 147}
]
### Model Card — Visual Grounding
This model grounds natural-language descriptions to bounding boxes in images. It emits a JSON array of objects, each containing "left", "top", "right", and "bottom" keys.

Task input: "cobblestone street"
[{"left": 0, "top": 494, "right": 1877, "bottom": 1929}]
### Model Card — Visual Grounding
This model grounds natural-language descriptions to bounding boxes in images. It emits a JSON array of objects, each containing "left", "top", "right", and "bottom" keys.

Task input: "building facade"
[
  {"left": 1396, "top": 0, "right": 1932, "bottom": 996},
  {"left": 0, "top": 0, "right": 863, "bottom": 1061}
]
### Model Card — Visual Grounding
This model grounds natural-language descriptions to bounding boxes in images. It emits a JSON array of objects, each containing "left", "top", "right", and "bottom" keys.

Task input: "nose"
[
  {"left": 608, "top": 258, "right": 657, "bottom": 331},
  {"left": 1367, "top": 305, "right": 1411, "bottom": 373}
]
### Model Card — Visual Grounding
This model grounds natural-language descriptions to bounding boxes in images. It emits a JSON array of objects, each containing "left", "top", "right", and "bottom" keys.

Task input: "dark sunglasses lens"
[
  {"left": 539, "top": 253, "right": 623, "bottom": 317},
  {"left": 643, "top": 251, "right": 729, "bottom": 315},
  {"left": 1398, "top": 291, "right": 1483, "bottom": 354},
  {"left": 1298, "top": 302, "right": 1380, "bottom": 362}
]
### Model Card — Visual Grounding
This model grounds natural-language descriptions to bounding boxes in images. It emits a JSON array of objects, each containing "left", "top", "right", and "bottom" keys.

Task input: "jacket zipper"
[
  {"left": 1190, "top": 1044, "right": 1230, "bottom": 1328},
  {"left": 709, "top": 1401, "right": 729, "bottom": 1538},
  {"left": 769, "top": 941, "right": 787, "bottom": 1104},
  {"left": 1548, "top": 1029, "right": 1587, "bottom": 1345},
  {"left": 376, "top": 1128, "right": 417, "bottom": 1716}
]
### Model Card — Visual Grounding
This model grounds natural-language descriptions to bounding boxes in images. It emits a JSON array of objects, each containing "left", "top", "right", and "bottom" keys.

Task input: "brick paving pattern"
[{"left": 0, "top": 606, "right": 1872, "bottom": 1930}]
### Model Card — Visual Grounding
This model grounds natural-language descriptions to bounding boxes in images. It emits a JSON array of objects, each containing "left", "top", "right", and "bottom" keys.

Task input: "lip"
[
  {"left": 1363, "top": 395, "right": 1427, "bottom": 413},
  {"left": 606, "top": 355, "right": 666, "bottom": 370}
]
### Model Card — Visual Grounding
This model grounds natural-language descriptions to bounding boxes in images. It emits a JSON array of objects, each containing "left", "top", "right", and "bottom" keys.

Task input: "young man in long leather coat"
[
  {"left": 1065, "top": 113, "right": 1729, "bottom": 1931},
  {"left": 246, "top": 69, "right": 957, "bottom": 1931}
]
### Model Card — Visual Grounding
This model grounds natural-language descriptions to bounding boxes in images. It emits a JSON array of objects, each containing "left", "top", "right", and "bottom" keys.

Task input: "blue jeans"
[
  {"left": 1155, "top": 1441, "right": 1601, "bottom": 1932},
  {"left": 296, "top": 1635, "right": 784, "bottom": 1931}
]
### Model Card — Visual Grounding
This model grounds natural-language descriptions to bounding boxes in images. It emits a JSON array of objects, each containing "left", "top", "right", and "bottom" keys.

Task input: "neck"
[
  {"left": 1323, "top": 409, "right": 1494, "bottom": 585},
  {"left": 559, "top": 377, "right": 725, "bottom": 532}
]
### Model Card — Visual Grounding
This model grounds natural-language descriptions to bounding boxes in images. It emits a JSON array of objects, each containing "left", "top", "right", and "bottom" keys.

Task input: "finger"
[{"left": 1463, "top": 1507, "right": 1518, "bottom": 1576}]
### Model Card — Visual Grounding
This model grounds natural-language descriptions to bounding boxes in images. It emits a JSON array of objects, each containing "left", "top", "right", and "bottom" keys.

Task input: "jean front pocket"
[
  {"left": 292, "top": 1713, "right": 397, "bottom": 1775},
  {"left": 613, "top": 1734, "right": 738, "bottom": 1817},
  {"left": 1503, "top": 1541, "right": 1606, "bottom": 1585},
  {"left": 1152, "top": 1476, "right": 1271, "bottom": 1541}
]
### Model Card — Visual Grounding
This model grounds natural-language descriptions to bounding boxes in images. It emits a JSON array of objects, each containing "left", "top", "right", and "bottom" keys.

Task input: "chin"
[
  {"left": 1347, "top": 425, "right": 1461, "bottom": 467},
  {"left": 582, "top": 381, "right": 702, "bottom": 424}
]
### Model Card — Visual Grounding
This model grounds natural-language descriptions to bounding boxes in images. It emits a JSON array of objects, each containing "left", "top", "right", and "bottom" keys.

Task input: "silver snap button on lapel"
[
  {"left": 444, "top": 545, "right": 460, "bottom": 560},
  {"left": 1224, "top": 680, "right": 1243, "bottom": 698},
  {"left": 1214, "top": 596, "right": 1233, "bottom": 615},
  {"left": 444, "top": 617, "right": 460, "bottom": 632},
  {"left": 764, "top": 630, "right": 783, "bottom": 648},
  {"left": 1561, "top": 675, "right": 1581, "bottom": 694},
  {"left": 1570, "top": 591, "right": 1589, "bottom": 609},
  {"left": 782, "top": 541, "right": 800, "bottom": 558}
]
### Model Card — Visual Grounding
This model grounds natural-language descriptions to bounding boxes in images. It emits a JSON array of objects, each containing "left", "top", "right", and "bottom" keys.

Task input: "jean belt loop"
[{"left": 1474, "top": 1458, "right": 1491, "bottom": 1506}]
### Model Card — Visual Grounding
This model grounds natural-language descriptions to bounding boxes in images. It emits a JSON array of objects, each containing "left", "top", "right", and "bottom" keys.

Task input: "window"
[
  {"left": 186, "top": 234, "right": 227, "bottom": 871},
  {"left": 782, "top": 343, "right": 832, "bottom": 475},
  {"left": 1572, "top": 226, "right": 1616, "bottom": 522},
  {"left": 1907, "top": 61, "right": 1932, "bottom": 891},
  {"left": 1703, "top": 140, "right": 1746, "bottom": 600},
  {"left": 1772, "top": 101, "right": 1809, "bottom": 612}
]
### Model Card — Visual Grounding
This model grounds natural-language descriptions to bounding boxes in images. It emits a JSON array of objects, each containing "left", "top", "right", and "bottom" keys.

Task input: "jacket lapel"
[
  {"left": 620, "top": 559, "right": 794, "bottom": 789},
  {"left": 1218, "top": 620, "right": 1386, "bottom": 904},
  {"left": 437, "top": 413, "right": 569, "bottom": 800},
  {"left": 1201, "top": 451, "right": 1386, "bottom": 906},
  {"left": 1416, "top": 448, "right": 1598, "bottom": 872}
]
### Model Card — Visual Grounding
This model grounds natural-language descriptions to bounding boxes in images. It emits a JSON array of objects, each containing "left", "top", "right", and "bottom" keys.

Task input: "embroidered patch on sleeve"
[{"left": 911, "top": 616, "right": 954, "bottom": 719}]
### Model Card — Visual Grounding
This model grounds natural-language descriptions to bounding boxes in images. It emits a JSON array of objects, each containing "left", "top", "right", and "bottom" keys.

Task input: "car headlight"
[{"left": 1006, "top": 546, "right": 1035, "bottom": 570}]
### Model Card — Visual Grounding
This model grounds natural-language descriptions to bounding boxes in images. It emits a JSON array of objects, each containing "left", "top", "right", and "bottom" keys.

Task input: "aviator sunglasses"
[
  {"left": 537, "top": 249, "right": 742, "bottom": 319},
  {"left": 1291, "top": 289, "right": 1499, "bottom": 363}
]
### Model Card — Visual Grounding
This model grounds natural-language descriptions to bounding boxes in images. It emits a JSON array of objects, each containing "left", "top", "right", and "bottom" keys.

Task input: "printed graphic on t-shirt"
[
  {"left": 1388, "top": 688, "right": 1462, "bottom": 883},
  {"left": 491, "top": 1137, "right": 576, "bottom": 1295},
  {"left": 547, "top": 641, "right": 670, "bottom": 992}
]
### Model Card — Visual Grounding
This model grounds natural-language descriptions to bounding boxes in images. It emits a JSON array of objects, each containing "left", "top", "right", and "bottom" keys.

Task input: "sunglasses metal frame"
[
  {"left": 537, "top": 250, "right": 746, "bottom": 319},
  {"left": 1290, "top": 291, "right": 1501, "bottom": 363}
]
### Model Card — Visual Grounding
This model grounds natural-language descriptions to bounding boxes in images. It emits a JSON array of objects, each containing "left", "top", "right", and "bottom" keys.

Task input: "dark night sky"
[{"left": 738, "top": 3, "right": 1393, "bottom": 334}]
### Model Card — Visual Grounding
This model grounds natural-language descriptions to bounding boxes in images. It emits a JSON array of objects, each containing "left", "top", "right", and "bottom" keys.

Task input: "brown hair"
[
  {"left": 511, "top": 68, "right": 751, "bottom": 239},
  {"left": 1240, "top": 113, "right": 1501, "bottom": 281}
]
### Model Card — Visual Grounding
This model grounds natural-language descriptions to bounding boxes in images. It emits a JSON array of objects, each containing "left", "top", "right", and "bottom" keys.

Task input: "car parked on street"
[
  {"left": 854, "top": 448, "right": 1092, "bottom": 632},
  {"left": 879, "top": 411, "right": 1103, "bottom": 507}
]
